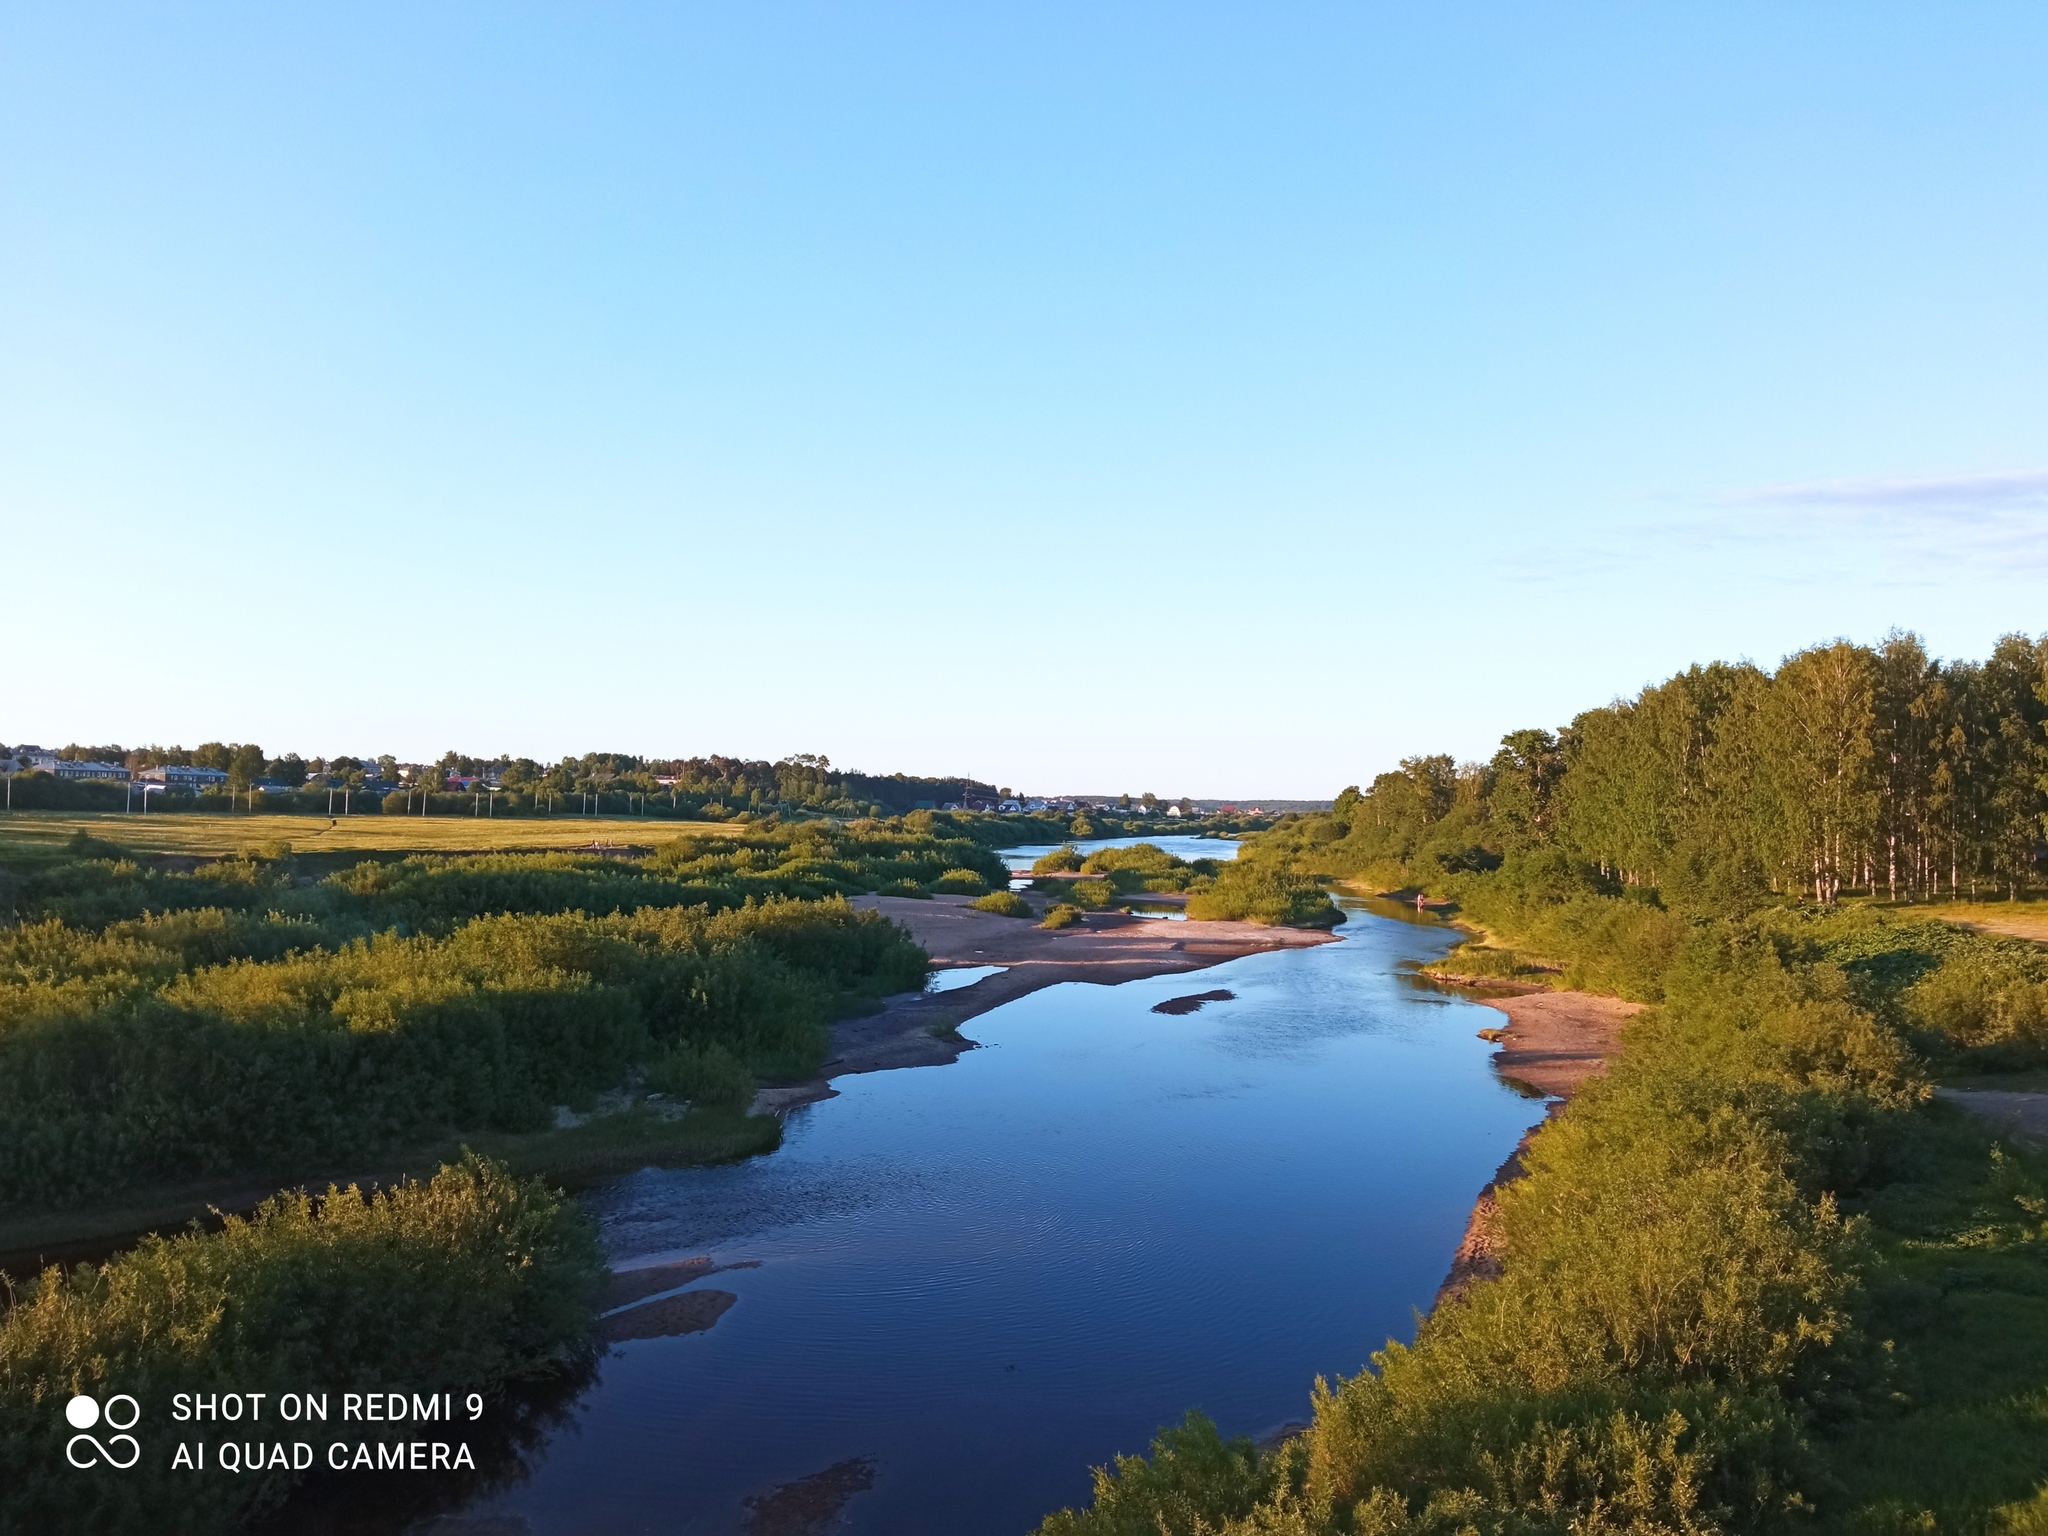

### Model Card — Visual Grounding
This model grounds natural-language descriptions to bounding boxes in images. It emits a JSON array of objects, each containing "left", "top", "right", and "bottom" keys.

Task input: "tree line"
[{"left": 1300, "top": 631, "right": 2046, "bottom": 907}]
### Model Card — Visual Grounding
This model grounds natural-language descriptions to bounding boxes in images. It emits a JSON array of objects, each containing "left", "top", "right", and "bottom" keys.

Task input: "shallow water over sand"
[{"left": 457, "top": 902, "right": 1543, "bottom": 1535}]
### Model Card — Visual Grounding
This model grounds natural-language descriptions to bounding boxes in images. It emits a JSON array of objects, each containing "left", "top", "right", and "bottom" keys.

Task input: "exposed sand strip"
[
  {"left": 1472, "top": 990, "right": 1643, "bottom": 1098},
  {"left": 751, "top": 894, "right": 1336, "bottom": 1113},
  {"left": 1437, "top": 990, "right": 1645, "bottom": 1304}
]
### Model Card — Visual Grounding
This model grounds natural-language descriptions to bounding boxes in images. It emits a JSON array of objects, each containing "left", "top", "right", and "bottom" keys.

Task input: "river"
[{"left": 442, "top": 879, "right": 1547, "bottom": 1534}]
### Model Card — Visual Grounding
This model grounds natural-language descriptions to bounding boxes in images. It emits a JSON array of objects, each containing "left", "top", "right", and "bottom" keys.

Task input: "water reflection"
[
  {"left": 442, "top": 902, "right": 1543, "bottom": 1535},
  {"left": 925, "top": 964, "right": 1008, "bottom": 993}
]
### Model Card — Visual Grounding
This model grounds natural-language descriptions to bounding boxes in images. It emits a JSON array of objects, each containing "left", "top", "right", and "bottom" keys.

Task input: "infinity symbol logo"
[
  {"left": 63, "top": 1394, "right": 141, "bottom": 1469},
  {"left": 66, "top": 1433, "right": 141, "bottom": 1469}
]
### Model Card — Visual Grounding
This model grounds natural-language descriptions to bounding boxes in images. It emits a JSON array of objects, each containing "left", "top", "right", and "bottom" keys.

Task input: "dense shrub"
[
  {"left": 646, "top": 1041, "right": 757, "bottom": 1109},
  {"left": 1185, "top": 865, "right": 1340, "bottom": 928},
  {"left": 970, "top": 891, "right": 1033, "bottom": 918},
  {"left": 1056, "top": 878, "right": 1124, "bottom": 911},
  {"left": 1080, "top": 843, "right": 1206, "bottom": 895},
  {"left": 930, "top": 868, "right": 992, "bottom": 895},
  {"left": 0, "top": 898, "right": 923, "bottom": 1207},
  {"left": 0, "top": 1154, "right": 602, "bottom": 1535},
  {"left": 1041, "top": 904, "right": 1083, "bottom": 930},
  {"left": 1038, "top": 927, "right": 1914, "bottom": 1536},
  {"left": 1035, "top": 871, "right": 1979, "bottom": 1536}
]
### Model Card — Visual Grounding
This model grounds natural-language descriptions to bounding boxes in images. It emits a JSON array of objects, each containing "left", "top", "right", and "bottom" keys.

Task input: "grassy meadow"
[{"left": 0, "top": 809, "right": 747, "bottom": 864}]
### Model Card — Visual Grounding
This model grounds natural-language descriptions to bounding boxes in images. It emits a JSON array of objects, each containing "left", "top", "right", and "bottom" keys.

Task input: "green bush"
[
  {"left": 0, "top": 1154, "right": 602, "bottom": 1535},
  {"left": 646, "top": 1041, "right": 756, "bottom": 1108},
  {"left": 1184, "top": 866, "right": 1338, "bottom": 928},
  {"left": 0, "top": 898, "right": 924, "bottom": 1206},
  {"left": 1060, "top": 878, "right": 1123, "bottom": 911},
  {"left": 1036, "top": 906, "right": 1939, "bottom": 1536},
  {"left": 1429, "top": 944, "right": 1542, "bottom": 980},
  {"left": 970, "top": 891, "right": 1032, "bottom": 918},
  {"left": 930, "top": 868, "right": 992, "bottom": 895},
  {"left": 1041, "top": 904, "right": 1084, "bottom": 930},
  {"left": 1080, "top": 844, "right": 1196, "bottom": 894}
]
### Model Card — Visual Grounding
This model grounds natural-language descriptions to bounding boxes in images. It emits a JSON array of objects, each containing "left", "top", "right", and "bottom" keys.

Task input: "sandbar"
[{"left": 751, "top": 895, "right": 1335, "bottom": 1113}]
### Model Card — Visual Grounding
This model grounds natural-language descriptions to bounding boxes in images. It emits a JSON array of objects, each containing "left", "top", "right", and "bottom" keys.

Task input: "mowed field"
[
  {"left": 1859, "top": 896, "right": 2048, "bottom": 946},
  {"left": 1928, "top": 900, "right": 2048, "bottom": 945},
  {"left": 0, "top": 810, "right": 749, "bottom": 862}
]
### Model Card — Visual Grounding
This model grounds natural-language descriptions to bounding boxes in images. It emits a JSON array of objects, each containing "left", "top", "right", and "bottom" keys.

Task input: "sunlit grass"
[{"left": 0, "top": 809, "right": 747, "bottom": 861}]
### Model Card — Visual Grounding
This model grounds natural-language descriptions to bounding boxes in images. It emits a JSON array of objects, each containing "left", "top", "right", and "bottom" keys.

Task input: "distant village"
[{"left": 0, "top": 744, "right": 1278, "bottom": 818}]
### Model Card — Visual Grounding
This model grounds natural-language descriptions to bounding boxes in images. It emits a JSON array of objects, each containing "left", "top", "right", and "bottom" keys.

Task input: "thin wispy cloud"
[
  {"left": 1495, "top": 468, "right": 2048, "bottom": 588},
  {"left": 1727, "top": 469, "right": 2048, "bottom": 515}
]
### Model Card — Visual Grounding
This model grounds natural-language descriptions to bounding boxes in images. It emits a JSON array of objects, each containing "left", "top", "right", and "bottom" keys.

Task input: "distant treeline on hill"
[{"left": 0, "top": 747, "right": 1000, "bottom": 820}]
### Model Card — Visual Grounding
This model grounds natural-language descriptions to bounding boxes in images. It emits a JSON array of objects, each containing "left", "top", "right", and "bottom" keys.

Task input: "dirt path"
[
  {"left": 1437, "top": 989, "right": 1645, "bottom": 1304},
  {"left": 751, "top": 895, "right": 1337, "bottom": 1113},
  {"left": 1935, "top": 1086, "right": 2048, "bottom": 1140},
  {"left": 1953, "top": 913, "right": 2048, "bottom": 945}
]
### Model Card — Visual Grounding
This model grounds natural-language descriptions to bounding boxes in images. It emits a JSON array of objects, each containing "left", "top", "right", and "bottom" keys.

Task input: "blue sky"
[{"left": 4, "top": 4, "right": 2044, "bottom": 798}]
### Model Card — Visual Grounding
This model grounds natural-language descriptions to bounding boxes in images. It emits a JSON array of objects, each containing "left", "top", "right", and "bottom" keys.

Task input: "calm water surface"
[{"left": 462, "top": 901, "right": 1542, "bottom": 1535}]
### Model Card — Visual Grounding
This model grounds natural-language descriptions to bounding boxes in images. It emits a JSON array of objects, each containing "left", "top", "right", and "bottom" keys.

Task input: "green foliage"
[
  {"left": 1041, "top": 904, "right": 1084, "bottom": 930},
  {"left": 1034, "top": 846, "right": 1086, "bottom": 874},
  {"left": 0, "top": 838, "right": 930, "bottom": 1205},
  {"left": 1036, "top": 630, "right": 2048, "bottom": 1536},
  {"left": 931, "top": 867, "right": 992, "bottom": 895},
  {"left": 970, "top": 891, "right": 1033, "bottom": 918},
  {"left": 0, "top": 1153, "right": 602, "bottom": 1534},
  {"left": 1425, "top": 945, "right": 1541, "bottom": 981},
  {"left": 1037, "top": 801, "right": 2048, "bottom": 1535},
  {"left": 1037, "top": 1412, "right": 1271, "bottom": 1536},
  {"left": 1268, "top": 632, "right": 2048, "bottom": 913},
  {"left": 645, "top": 1041, "right": 756, "bottom": 1109},
  {"left": 1059, "top": 878, "right": 1125, "bottom": 911},
  {"left": 1082, "top": 843, "right": 1201, "bottom": 895},
  {"left": 1037, "top": 919, "right": 1921, "bottom": 1536},
  {"left": 1185, "top": 864, "right": 1340, "bottom": 928}
]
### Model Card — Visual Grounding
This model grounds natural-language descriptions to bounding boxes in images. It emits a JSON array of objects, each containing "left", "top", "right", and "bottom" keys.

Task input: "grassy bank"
[
  {"left": 0, "top": 1103, "right": 779, "bottom": 1273},
  {"left": 1035, "top": 630, "right": 2048, "bottom": 1536},
  {"left": 1039, "top": 880, "right": 2048, "bottom": 1535},
  {"left": 0, "top": 1154, "right": 603, "bottom": 1536},
  {"left": 0, "top": 824, "right": 971, "bottom": 1212},
  {"left": 0, "top": 815, "right": 954, "bottom": 1532}
]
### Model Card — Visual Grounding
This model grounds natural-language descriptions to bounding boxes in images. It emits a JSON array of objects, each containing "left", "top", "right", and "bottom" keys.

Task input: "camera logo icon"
[{"left": 64, "top": 1394, "right": 141, "bottom": 1469}]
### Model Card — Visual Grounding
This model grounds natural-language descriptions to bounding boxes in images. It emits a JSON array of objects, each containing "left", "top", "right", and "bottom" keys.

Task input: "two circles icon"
[{"left": 65, "top": 1394, "right": 140, "bottom": 1469}]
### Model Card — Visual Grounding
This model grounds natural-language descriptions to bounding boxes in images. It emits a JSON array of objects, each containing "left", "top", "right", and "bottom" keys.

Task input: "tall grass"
[
  {"left": 0, "top": 899, "right": 921, "bottom": 1206},
  {"left": 0, "top": 1154, "right": 603, "bottom": 1535}
]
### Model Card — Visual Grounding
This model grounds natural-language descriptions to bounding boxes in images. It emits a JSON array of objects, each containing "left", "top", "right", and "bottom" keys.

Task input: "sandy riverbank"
[
  {"left": 1473, "top": 989, "right": 1644, "bottom": 1098},
  {"left": 750, "top": 895, "right": 1338, "bottom": 1114},
  {"left": 1437, "top": 989, "right": 1645, "bottom": 1304}
]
